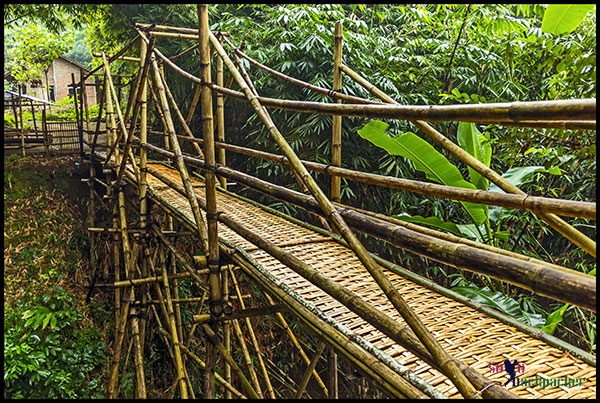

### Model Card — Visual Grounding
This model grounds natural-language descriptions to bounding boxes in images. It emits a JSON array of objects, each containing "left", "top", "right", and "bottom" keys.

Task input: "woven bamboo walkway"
[{"left": 137, "top": 161, "right": 595, "bottom": 399}]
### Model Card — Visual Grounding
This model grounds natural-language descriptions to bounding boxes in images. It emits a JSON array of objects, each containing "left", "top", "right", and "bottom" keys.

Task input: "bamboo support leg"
[
  {"left": 229, "top": 268, "right": 275, "bottom": 398},
  {"left": 231, "top": 317, "right": 264, "bottom": 398},
  {"left": 202, "top": 324, "right": 260, "bottom": 399},
  {"left": 328, "top": 347, "right": 338, "bottom": 399},
  {"left": 294, "top": 341, "right": 327, "bottom": 399},
  {"left": 264, "top": 293, "right": 329, "bottom": 396}
]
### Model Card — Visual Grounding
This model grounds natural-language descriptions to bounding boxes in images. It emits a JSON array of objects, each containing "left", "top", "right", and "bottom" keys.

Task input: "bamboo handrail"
[{"left": 177, "top": 136, "right": 595, "bottom": 220}]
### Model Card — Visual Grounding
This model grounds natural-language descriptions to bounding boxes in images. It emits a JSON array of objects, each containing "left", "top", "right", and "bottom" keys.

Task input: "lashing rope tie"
[{"left": 472, "top": 381, "right": 498, "bottom": 399}]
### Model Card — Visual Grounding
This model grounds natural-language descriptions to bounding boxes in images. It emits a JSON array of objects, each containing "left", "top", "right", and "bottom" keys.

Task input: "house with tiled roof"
[{"left": 6, "top": 55, "right": 98, "bottom": 106}]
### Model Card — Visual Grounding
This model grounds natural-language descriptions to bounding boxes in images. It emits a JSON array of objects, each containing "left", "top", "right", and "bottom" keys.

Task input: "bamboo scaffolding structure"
[
  {"left": 294, "top": 341, "right": 327, "bottom": 399},
  {"left": 198, "top": 6, "right": 222, "bottom": 398},
  {"left": 340, "top": 63, "right": 597, "bottom": 258},
  {"left": 331, "top": 22, "right": 343, "bottom": 203},
  {"left": 140, "top": 158, "right": 457, "bottom": 399},
  {"left": 201, "top": 323, "right": 261, "bottom": 399},
  {"left": 229, "top": 267, "right": 276, "bottom": 398},
  {"left": 149, "top": 53, "right": 209, "bottom": 253}
]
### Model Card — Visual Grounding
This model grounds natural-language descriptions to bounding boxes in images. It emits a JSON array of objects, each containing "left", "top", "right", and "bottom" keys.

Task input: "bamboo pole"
[
  {"left": 146, "top": 79, "right": 170, "bottom": 149},
  {"left": 231, "top": 316, "right": 264, "bottom": 398},
  {"left": 340, "top": 63, "right": 597, "bottom": 257},
  {"left": 229, "top": 268, "right": 275, "bottom": 398},
  {"left": 331, "top": 22, "right": 343, "bottom": 203},
  {"left": 42, "top": 107, "right": 49, "bottom": 156},
  {"left": 216, "top": 54, "right": 227, "bottom": 189},
  {"left": 222, "top": 262, "right": 232, "bottom": 399},
  {"left": 29, "top": 98, "right": 38, "bottom": 138},
  {"left": 198, "top": 6, "right": 222, "bottom": 399},
  {"left": 80, "top": 69, "right": 91, "bottom": 145},
  {"left": 294, "top": 341, "right": 327, "bottom": 399},
  {"left": 201, "top": 324, "right": 261, "bottom": 399},
  {"left": 82, "top": 34, "right": 140, "bottom": 81},
  {"left": 169, "top": 43, "right": 201, "bottom": 61},
  {"left": 149, "top": 54, "right": 209, "bottom": 253},
  {"left": 71, "top": 73, "right": 84, "bottom": 158},
  {"left": 327, "top": 346, "right": 338, "bottom": 399}
]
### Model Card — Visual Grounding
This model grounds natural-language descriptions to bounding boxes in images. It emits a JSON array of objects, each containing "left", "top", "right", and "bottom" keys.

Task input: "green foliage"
[
  {"left": 4, "top": 286, "right": 105, "bottom": 399},
  {"left": 5, "top": 21, "right": 74, "bottom": 83},
  {"left": 540, "top": 303, "right": 570, "bottom": 335}
]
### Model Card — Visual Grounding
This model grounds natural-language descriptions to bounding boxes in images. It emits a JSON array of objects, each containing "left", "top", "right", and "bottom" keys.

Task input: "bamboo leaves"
[{"left": 358, "top": 120, "right": 487, "bottom": 226}]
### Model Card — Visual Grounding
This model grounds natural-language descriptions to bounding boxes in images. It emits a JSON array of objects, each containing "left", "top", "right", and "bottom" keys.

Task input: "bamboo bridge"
[{"left": 74, "top": 6, "right": 596, "bottom": 399}]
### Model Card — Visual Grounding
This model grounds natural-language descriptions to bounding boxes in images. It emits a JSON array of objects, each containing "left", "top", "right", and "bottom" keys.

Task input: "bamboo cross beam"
[
  {"left": 339, "top": 63, "right": 597, "bottom": 257},
  {"left": 92, "top": 52, "right": 141, "bottom": 62},
  {"left": 135, "top": 22, "right": 230, "bottom": 36}
]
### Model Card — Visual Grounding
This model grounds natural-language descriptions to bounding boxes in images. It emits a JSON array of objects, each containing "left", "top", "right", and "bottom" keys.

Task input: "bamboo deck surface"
[{"left": 135, "top": 161, "right": 595, "bottom": 399}]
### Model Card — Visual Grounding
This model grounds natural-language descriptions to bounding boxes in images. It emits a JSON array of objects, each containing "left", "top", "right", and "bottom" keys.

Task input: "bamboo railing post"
[
  {"left": 42, "top": 106, "right": 49, "bottom": 156},
  {"left": 80, "top": 69, "right": 91, "bottom": 145},
  {"left": 208, "top": 29, "right": 479, "bottom": 398},
  {"left": 229, "top": 267, "right": 275, "bottom": 398},
  {"left": 198, "top": 5, "right": 223, "bottom": 398},
  {"left": 216, "top": 54, "right": 227, "bottom": 189},
  {"left": 18, "top": 85, "right": 25, "bottom": 157},
  {"left": 294, "top": 341, "right": 327, "bottom": 399},
  {"left": 137, "top": 37, "right": 150, "bottom": 361},
  {"left": 331, "top": 22, "right": 343, "bottom": 203},
  {"left": 149, "top": 55, "right": 209, "bottom": 253},
  {"left": 71, "top": 73, "right": 84, "bottom": 158},
  {"left": 339, "top": 63, "right": 596, "bottom": 258}
]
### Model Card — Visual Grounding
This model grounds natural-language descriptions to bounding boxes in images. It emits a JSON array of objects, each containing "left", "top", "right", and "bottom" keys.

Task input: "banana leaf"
[
  {"left": 452, "top": 285, "right": 545, "bottom": 328},
  {"left": 358, "top": 120, "right": 487, "bottom": 226},
  {"left": 540, "top": 303, "right": 570, "bottom": 335},
  {"left": 392, "top": 213, "right": 464, "bottom": 237},
  {"left": 457, "top": 122, "right": 491, "bottom": 191},
  {"left": 541, "top": 5, "right": 595, "bottom": 35}
]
